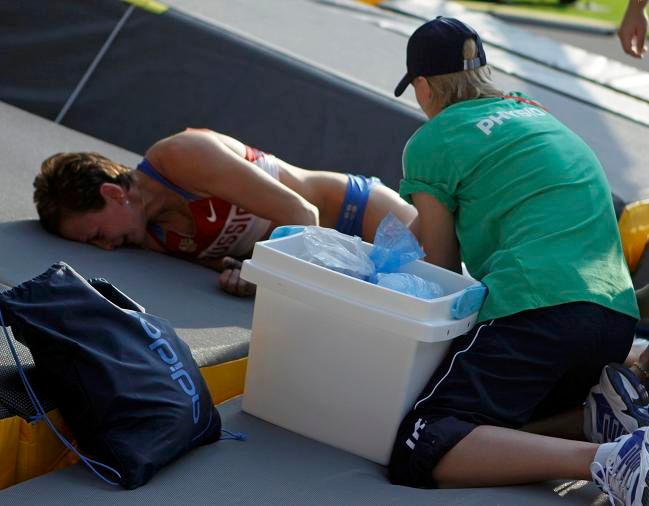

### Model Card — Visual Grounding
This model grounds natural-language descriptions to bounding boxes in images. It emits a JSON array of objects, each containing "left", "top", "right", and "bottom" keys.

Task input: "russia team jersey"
[{"left": 137, "top": 147, "right": 279, "bottom": 259}]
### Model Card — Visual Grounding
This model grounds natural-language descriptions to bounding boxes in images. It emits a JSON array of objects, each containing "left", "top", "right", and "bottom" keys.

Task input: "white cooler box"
[{"left": 240, "top": 231, "right": 482, "bottom": 465}]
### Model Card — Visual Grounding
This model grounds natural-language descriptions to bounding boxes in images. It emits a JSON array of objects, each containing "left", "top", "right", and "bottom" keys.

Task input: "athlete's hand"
[
  {"left": 618, "top": 1, "right": 648, "bottom": 58},
  {"left": 218, "top": 257, "right": 256, "bottom": 297}
]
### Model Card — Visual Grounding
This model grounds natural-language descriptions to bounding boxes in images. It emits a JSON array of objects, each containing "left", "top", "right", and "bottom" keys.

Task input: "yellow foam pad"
[
  {"left": 619, "top": 199, "right": 649, "bottom": 272},
  {"left": 0, "top": 357, "right": 247, "bottom": 490}
]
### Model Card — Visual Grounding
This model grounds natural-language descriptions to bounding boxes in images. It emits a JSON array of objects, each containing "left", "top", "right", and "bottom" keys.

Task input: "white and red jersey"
[{"left": 138, "top": 146, "right": 278, "bottom": 259}]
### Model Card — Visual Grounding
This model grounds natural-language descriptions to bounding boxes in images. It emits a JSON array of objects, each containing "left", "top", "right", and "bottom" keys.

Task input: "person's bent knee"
[{"left": 389, "top": 414, "right": 476, "bottom": 488}]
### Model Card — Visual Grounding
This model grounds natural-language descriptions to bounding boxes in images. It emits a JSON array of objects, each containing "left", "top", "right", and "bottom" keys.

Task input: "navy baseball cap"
[{"left": 394, "top": 16, "right": 487, "bottom": 97}]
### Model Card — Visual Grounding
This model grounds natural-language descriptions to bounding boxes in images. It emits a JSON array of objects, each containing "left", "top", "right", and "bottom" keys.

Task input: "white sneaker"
[
  {"left": 591, "top": 428, "right": 649, "bottom": 505},
  {"left": 585, "top": 364, "right": 649, "bottom": 444}
]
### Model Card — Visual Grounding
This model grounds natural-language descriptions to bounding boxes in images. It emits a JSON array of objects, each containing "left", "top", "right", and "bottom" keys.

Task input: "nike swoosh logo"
[{"left": 206, "top": 201, "right": 217, "bottom": 223}]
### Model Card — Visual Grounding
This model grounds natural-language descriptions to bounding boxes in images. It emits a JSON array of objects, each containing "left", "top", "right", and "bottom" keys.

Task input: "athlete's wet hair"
[
  {"left": 425, "top": 39, "right": 503, "bottom": 108},
  {"left": 34, "top": 152, "right": 134, "bottom": 234}
]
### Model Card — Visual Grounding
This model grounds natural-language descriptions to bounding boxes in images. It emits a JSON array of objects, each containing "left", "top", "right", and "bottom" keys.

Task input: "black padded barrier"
[
  {"left": 1, "top": 1, "right": 130, "bottom": 121},
  {"left": 0, "top": 0, "right": 424, "bottom": 190}
]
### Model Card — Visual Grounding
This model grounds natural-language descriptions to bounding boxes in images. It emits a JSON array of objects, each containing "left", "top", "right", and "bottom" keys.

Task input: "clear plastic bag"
[
  {"left": 282, "top": 215, "right": 444, "bottom": 299},
  {"left": 375, "top": 272, "right": 444, "bottom": 299},
  {"left": 297, "top": 227, "right": 375, "bottom": 280}
]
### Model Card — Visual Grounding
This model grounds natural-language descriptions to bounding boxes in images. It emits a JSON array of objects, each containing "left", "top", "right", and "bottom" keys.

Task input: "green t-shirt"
[{"left": 400, "top": 93, "right": 639, "bottom": 322}]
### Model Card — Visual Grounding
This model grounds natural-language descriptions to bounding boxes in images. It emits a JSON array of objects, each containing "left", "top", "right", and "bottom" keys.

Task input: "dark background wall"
[{"left": 1, "top": 0, "right": 423, "bottom": 189}]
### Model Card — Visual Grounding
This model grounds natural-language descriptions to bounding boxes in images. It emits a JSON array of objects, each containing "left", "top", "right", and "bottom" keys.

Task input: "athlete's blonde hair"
[{"left": 425, "top": 38, "right": 503, "bottom": 107}]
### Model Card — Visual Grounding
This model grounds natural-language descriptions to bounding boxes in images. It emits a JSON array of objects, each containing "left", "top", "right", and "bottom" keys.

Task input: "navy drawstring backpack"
[{"left": 0, "top": 262, "right": 222, "bottom": 489}]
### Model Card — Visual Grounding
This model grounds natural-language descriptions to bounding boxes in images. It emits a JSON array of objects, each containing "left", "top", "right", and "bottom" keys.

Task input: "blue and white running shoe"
[
  {"left": 585, "top": 364, "right": 649, "bottom": 444},
  {"left": 591, "top": 428, "right": 649, "bottom": 506}
]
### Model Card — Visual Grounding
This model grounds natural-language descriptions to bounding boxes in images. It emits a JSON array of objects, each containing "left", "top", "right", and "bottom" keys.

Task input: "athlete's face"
[{"left": 59, "top": 183, "right": 147, "bottom": 250}]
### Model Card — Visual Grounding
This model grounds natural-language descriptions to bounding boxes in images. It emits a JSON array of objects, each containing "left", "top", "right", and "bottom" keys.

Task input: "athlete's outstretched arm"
[
  {"left": 189, "top": 254, "right": 256, "bottom": 297},
  {"left": 145, "top": 130, "right": 319, "bottom": 227}
]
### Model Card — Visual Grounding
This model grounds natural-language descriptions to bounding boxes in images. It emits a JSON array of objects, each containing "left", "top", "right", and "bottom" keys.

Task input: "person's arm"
[
  {"left": 146, "top": 130, "right": 319, "bottom": 227},
  {"left": 212, "top": 257, "right": 256, "bottom": 297},
  {"left": 196, "top": 256, "right": 256, "bottom": 297},
  {"left": 142, "top": 232, "right": 255, "bottom": 296},
  {"left": 409, "top": 192, "right": 461, "bottom": 273},
  {"left": 619, "top": 0, "right": 648, "bottom": 58}
]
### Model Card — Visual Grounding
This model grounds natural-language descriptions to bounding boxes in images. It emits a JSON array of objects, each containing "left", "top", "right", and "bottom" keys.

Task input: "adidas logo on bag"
[{"left": 140, "top": 317, "right": 201, "bottom": 424}]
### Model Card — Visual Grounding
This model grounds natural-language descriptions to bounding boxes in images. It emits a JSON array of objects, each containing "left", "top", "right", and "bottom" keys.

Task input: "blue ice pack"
[
  {"left": 451, "top": 284, "right": 488, "bottom": 319},
  {"left": 269, "top": 225, "right": 306, "bottom": 240}
]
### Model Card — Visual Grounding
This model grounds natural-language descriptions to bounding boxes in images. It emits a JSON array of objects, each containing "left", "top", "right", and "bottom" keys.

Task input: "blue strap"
[
  {"left": 147, "top": 222, "right": 166, "bottom": 243},
  {"left": 221, "top": 428, "right": 247, "bottom": 441},
  {"left": 0, "top": 306, "right": 122, "bottom": 486},
  {"left": 137, "top": 159, "right": 199, "bottom": 201},
  {"left": 451, "top": 284, "right": 488, "bottom": 320}
]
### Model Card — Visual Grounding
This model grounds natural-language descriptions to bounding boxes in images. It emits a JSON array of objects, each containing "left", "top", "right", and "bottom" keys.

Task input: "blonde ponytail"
[{"left": 425, "top": 38, "right": 503, "bottom": 108}]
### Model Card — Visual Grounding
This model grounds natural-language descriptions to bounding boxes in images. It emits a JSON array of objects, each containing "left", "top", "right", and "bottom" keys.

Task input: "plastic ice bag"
[
  {"left": 269, "top": 225, "right": 306, "bottom": 240},
  {"left": 375, "top": 272, "right": 444, "bottom": 299},
  {"left": 369, "top": 213, "right": 425, "bottom": 274},
  {"left": 297, "top": 227, "right": 375, "bottom": 280}
]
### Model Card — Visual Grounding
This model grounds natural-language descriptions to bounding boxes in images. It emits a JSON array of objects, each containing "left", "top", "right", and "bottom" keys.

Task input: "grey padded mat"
[{"left": 0, "top": 396, "right": 604, "bottom": 505}]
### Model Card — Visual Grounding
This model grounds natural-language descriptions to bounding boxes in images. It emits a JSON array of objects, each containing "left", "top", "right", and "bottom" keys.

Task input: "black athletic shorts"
[{"left": 389, "top": 302, "right": 637, "bottom": 488}]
